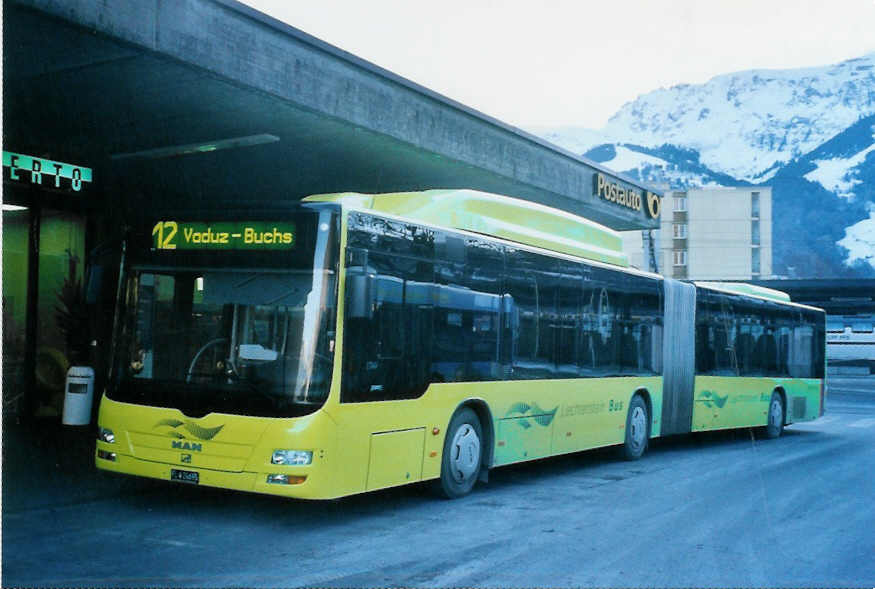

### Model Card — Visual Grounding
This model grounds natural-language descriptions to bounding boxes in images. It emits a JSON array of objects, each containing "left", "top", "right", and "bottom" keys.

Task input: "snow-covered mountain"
[
  {"left": 582, "top": 143, "right": 744, "bottom": 190},
  {"left": 542, "top": 53, "right": 875, "bottom": 182},
  {"left": 768, "top": 115, "right": 875, "bottom": 276},
  {"left": 534, "top": 54, "right": 875, "bottom": 277}
]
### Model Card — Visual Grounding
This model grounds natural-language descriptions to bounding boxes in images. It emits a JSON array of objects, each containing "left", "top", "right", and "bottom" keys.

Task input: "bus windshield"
[{"left": 109, "top": 209, "right": 339, "bottom": 418}]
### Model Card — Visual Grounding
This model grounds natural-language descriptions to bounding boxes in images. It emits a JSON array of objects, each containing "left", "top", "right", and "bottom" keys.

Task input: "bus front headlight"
[
  {"left": 271, "top": 450, "right": 312, "bottom": 465},
  {"left": 98, "top": 428, "right": 115, "bottom": 443}
]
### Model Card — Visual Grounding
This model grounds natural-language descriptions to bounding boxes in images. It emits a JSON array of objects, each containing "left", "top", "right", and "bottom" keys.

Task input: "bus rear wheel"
[
  {"left": 764, "top": 392, "right": 785, "bottom": 439},
  {"left": 621, "top": 395, "right": 649, "bottom": 461},
  {"left": 435, "top": 408, "right": 482, "bottom": 499}
]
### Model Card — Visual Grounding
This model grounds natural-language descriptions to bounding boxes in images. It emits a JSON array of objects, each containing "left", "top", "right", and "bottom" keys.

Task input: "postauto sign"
[{"left": 594, "top": 173, "right": 661, "bottom": 220}]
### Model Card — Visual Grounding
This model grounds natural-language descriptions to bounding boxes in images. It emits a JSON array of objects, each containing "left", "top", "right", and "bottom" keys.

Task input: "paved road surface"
[{"left": 3, "top": 377, "right": 874, "bottom": 587}]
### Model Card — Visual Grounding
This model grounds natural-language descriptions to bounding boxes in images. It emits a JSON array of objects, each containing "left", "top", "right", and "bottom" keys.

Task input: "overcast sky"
[{"left": 243, "top": 0, "right": 875, "bottom": 129}]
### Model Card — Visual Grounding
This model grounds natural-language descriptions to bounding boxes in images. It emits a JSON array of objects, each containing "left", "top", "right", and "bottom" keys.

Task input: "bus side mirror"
[
  {"left": 347, "top": 269, "right": 375, "bottom": 319},
  {"left": 85, "top": 263, "right": 104, "bottom": 304}
]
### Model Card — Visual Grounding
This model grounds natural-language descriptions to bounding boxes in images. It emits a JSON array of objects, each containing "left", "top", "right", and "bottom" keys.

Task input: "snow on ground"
[
  {"left": 838, "top": 209, "right": 875, "bottom": 269},
  {"left": 804, "top": 140, "right": 875, "bottom": 200}
]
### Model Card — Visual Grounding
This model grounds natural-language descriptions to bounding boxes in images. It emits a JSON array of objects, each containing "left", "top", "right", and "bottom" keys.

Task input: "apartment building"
[
  {"left": 621, "top": 186, "right": 772, "bottom": 279},
  {"left": 663, "top": 186, "right": 772, "bottom": 280}
]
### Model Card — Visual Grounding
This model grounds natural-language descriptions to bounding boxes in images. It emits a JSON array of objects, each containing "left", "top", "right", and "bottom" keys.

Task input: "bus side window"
[
  {"left": 789, "top": 324, "right": 814, "bottom": 378},
  {"left": 695, "top": 301, "right": 715, "bottom": 374},
  {"left": 618, "top": 274, "right": 661, "bottom": 375},
  {"left": 433, "top": 233, "right": 503, "bottom": 383},
  {"left": 341, "top": 216, "right": 435, "bottom": 403},
  {"left": 555, "top": 260, "right": 582, "bottom": 377},
  {"left": 714, "top": 296, "right": 737, "bottom": 375},
  {"left": 581, "top": 269, "right": 618, "bottom": 376},
  {"left": 754, "top": 302, "right": 781, "bottom": 376},
  {"left": 504, "top": 249, "right": 543, "bottom": 380},
  {"left": 533, "top": 266, "right": 559, "bottom": 376}
]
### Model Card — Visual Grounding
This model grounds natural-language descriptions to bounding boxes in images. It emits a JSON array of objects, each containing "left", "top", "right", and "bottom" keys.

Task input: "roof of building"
[{"left": 6, "top": 0, "right": 660, "bottom": 231}]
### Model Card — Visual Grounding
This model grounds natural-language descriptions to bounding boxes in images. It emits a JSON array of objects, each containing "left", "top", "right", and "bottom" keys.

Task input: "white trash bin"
[{"left": 62, "top": 366, "right": 95, "bottom": 425}]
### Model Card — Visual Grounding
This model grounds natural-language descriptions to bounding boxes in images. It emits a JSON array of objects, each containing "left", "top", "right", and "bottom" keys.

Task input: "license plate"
[{"left": 170, "top": 469, "right": 199, "bottom": 484}]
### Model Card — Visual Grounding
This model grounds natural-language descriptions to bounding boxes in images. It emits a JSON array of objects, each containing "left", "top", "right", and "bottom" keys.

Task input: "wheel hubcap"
[
  {"left": 450, "top": 424, "right": 480, "bottom": 482},
  {"left": 770, "top": 398, "right": 782, "bottom": 428},
  {"left": 630, "top": 406, "right": 646, "bottom": 449}
]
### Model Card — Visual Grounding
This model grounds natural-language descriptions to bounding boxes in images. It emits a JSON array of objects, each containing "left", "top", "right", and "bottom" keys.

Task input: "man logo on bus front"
[{"left": 172, "top": 440, "right": 203, "bottom": 452}]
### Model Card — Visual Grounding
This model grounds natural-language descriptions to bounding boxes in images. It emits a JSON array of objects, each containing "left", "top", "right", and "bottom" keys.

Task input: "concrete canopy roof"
[
  {"left": 4, "top": 0, "right": 660, "bottom": 230},
  {"left": 749, "top": 279, "right": 875, "bottom": 314}
]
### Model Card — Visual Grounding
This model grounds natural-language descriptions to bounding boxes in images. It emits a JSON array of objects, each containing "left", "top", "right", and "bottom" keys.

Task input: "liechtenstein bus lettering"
[{"left": 97, "top": 189, "right": 826, "bottom": 499}]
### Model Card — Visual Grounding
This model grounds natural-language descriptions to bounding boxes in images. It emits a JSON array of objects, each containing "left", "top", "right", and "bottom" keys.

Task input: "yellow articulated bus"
[{"left": 96, "top": 189, "right": 826, "bottom": 499}]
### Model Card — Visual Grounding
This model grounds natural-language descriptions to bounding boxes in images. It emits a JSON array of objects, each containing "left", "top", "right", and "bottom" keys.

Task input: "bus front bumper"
[{"left": 95, "top": 448, "right": 327, "bottom": 499}]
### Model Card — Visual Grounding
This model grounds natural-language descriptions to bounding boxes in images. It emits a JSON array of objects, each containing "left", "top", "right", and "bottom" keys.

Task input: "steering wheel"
[{"left": 186, "top": 338, "right": 230, "bottom": 383}]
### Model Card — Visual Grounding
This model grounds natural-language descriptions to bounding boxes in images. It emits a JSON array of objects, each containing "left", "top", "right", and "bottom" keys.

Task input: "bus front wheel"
[
  {"left": 436, "top": 408, "right": 482, "bottom": 499},
  {"left": 764, "top": 392, "right": 785, "bottom": 439},
  {"left": 621, "top": 395, "right": 649, "bottom": 461}
]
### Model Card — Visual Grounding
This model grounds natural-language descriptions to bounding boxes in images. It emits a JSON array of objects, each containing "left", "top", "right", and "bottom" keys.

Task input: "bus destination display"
[{"left": 151, "top": 221, "right": 295, "bottom": 250}]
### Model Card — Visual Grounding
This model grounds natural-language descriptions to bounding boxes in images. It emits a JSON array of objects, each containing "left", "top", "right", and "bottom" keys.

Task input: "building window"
[
  {"left": 751, "top": 192, "right": 760, "bottom": 218},
  {"left": 751, "top": 220, "right": 760, "bottom": 245},
  {"left": 673, "top": 196, "right": 687, "bottom": 212},
  {"left": 673, "top": 223, "right": 688, "bottom": 239},
  {"left": 751, "top": 248, "right": 761, "bottom": 274},
  {"left": 673, "top": 250, "right": 687, "bottom": 266}
]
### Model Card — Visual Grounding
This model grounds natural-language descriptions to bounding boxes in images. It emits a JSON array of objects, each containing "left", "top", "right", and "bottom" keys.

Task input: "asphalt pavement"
[{"left": 2, "top": 376, "right": 874, "bottom": 587}]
